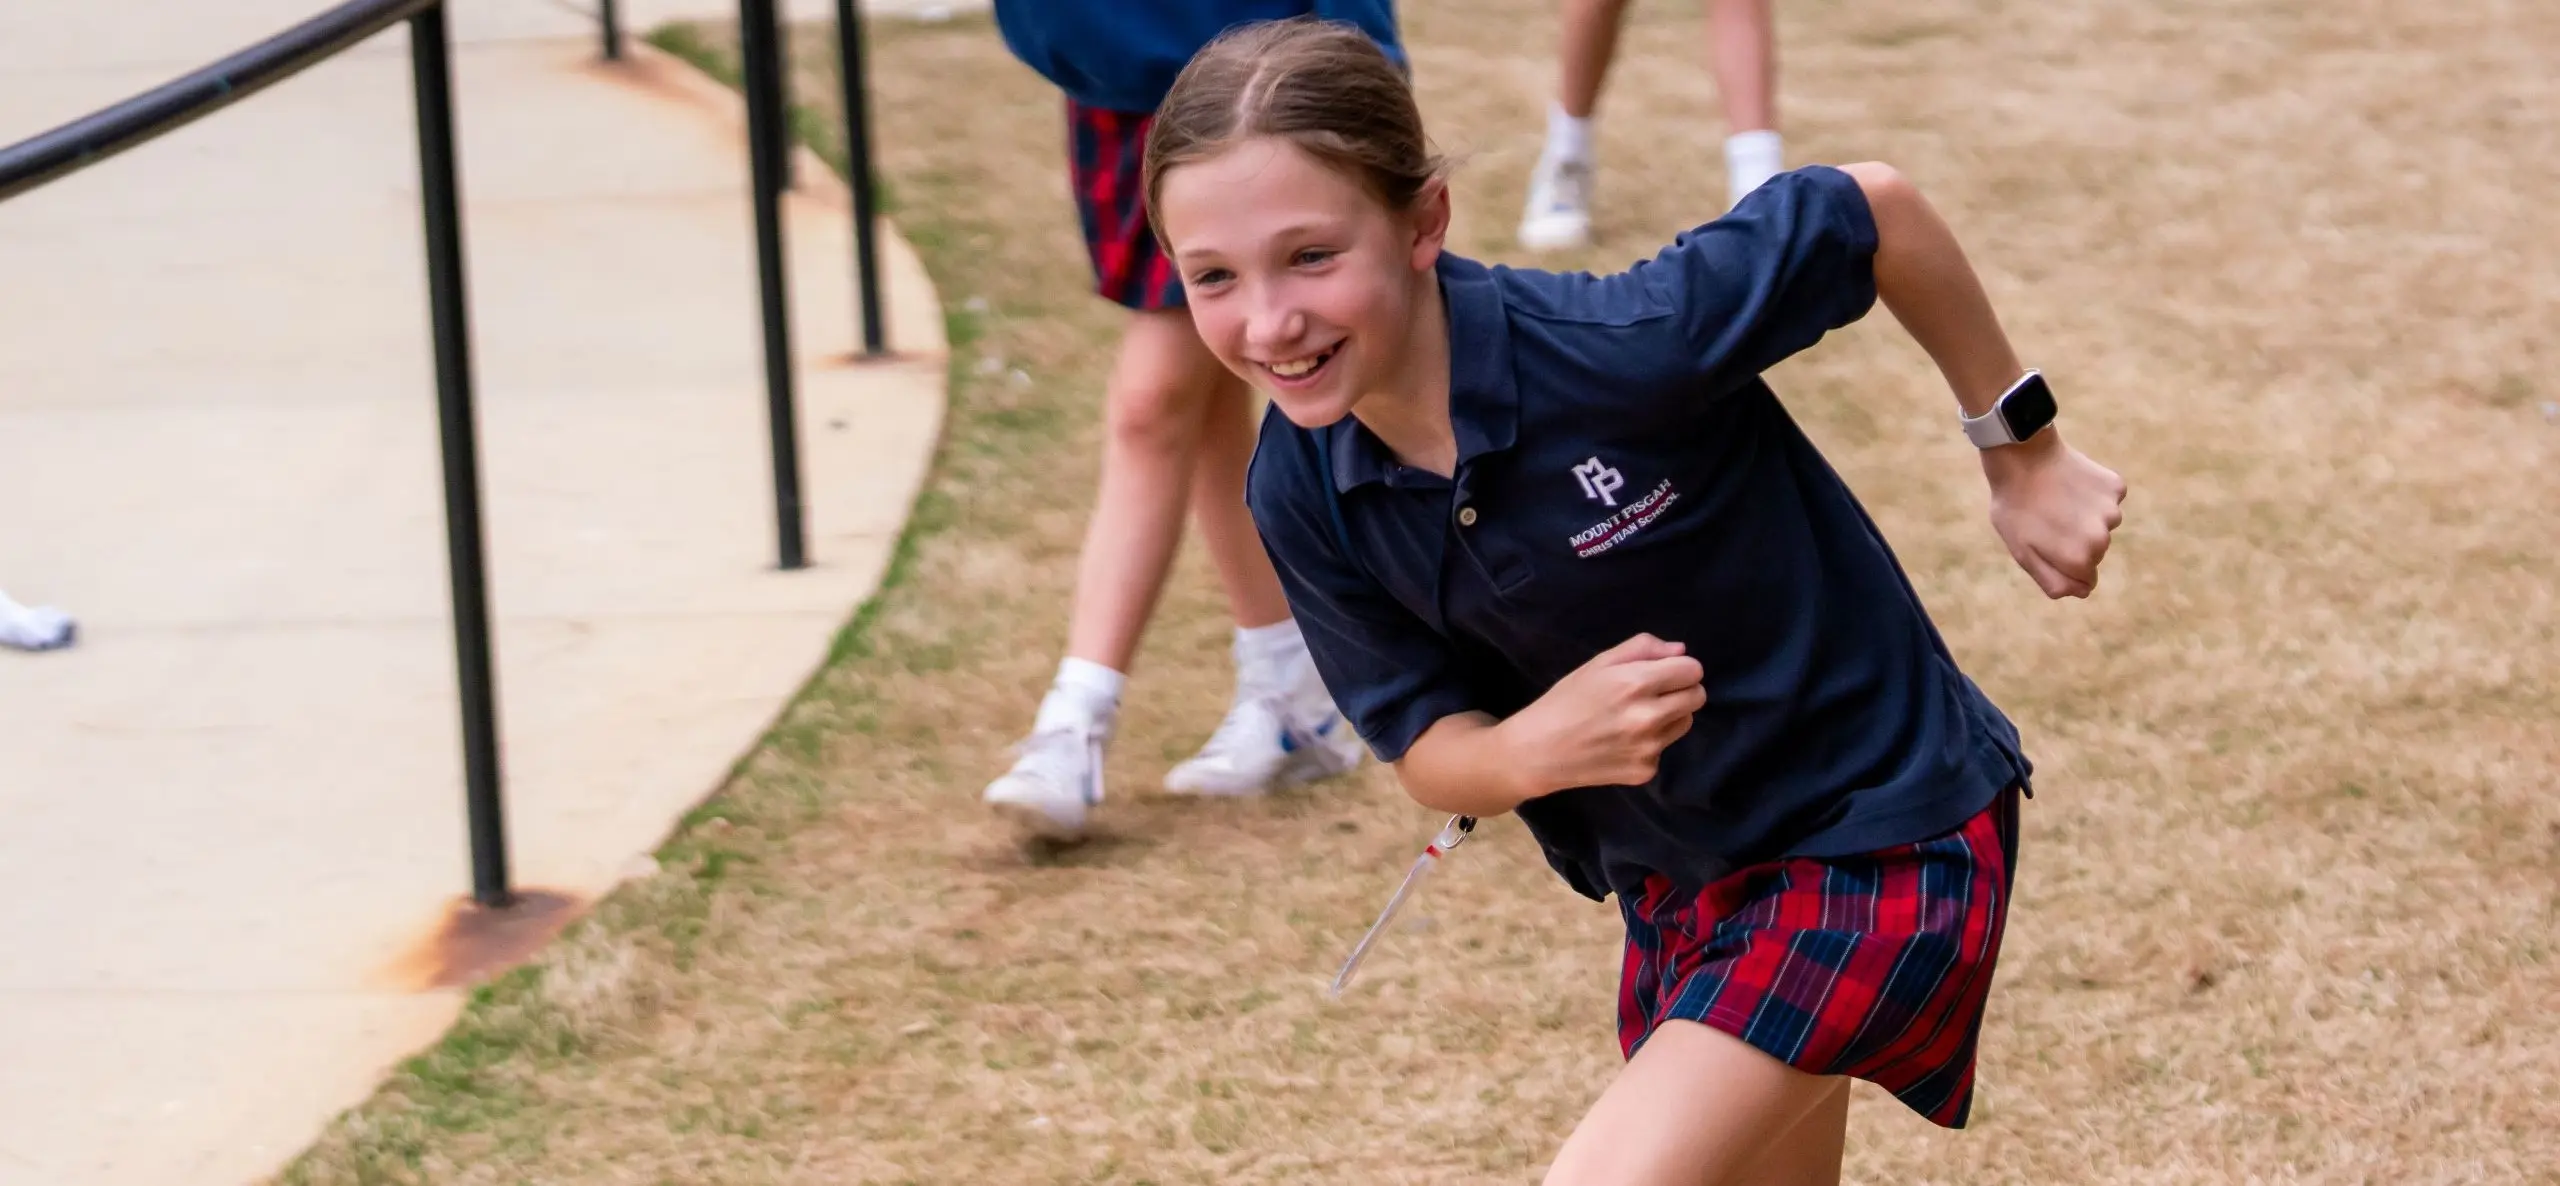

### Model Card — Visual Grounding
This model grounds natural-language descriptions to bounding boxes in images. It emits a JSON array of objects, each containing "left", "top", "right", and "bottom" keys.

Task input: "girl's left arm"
[{"left": 1841, "top": 161, "right": 2129, "bottom": 599}]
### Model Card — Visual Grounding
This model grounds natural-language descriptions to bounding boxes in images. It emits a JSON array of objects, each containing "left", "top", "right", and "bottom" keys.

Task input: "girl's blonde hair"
[{"left": 1143, "top": 17, "right": 1445, "bottom": 244}]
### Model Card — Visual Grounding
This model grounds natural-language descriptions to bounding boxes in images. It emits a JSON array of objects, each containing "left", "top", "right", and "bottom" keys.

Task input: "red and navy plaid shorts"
[
  {"left": 1617, "top": 786, "right": 2022, "bottom": 1128},
  {"left": 1066, "top": 100, "right": 1183, "bottom": 311}
]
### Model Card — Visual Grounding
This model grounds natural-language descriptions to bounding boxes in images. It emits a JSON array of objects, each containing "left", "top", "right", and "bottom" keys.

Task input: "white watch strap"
[
  {"left": 1960, "top": 403, "right": 2016, "bottom": 449},
  {"left": 1959, "top": 369, "right": 2040, "bottom": 449}
]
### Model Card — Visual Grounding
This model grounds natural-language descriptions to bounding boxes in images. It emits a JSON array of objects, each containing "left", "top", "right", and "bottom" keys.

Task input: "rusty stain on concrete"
[{"left": 376, "top": 890, "right": 585, "bottom": 991}]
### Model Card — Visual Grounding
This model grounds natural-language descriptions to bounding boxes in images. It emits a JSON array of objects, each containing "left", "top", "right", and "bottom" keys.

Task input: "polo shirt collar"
[{"left": 1327, "top": 252, "right": 1521, "bottom": 492}]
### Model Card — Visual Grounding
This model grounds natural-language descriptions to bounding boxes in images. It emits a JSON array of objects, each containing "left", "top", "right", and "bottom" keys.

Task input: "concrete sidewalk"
[{"left": 0, "top": 2, "right": 946, "bottom": 1183}]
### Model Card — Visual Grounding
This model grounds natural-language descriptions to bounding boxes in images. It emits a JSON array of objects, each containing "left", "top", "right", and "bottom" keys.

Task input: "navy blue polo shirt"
[{"left": 1247, "top": 166, "right": 2032, "bottom": 902}]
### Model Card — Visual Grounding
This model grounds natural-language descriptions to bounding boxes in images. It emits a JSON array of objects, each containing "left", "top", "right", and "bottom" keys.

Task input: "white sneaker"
[
  {"left": 984, "top": 722, "right": 1105, "bottom": 838},
  {"left": 1518, "top": 154, "right": 1595, "bottom": 251},
  {"left": 1165, "top": 659, "right": 1365, "bottom": 796}
]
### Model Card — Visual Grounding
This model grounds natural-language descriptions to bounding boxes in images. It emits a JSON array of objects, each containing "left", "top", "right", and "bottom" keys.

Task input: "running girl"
[{"left": 1146, "top": 18, "right": 2126, "bottom": 1184}]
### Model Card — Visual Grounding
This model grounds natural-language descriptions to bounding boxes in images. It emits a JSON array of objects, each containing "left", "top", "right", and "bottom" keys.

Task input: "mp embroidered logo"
[{"left": 1572, "top": 456, "right": 1625, "bottom": 506}]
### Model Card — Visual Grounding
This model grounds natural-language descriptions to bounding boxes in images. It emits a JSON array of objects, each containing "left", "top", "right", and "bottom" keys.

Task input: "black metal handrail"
[
  {"left": 602, "top": 0, "right": 625, "bottom": 61},
  {"left": 0, "top": 0, "right": 892, "bottom": 910},
  {"left": 1, "top": 0, "right": 514, "bottom": 906},
  {"left": 0, "top": 0, "right": 437, "bottom": 200},
  {"left": 741, "top": 0, "right": 809, "bottom": 569},
  {"left": 834, "top": 0, "right": 887, "bottom": 357}
]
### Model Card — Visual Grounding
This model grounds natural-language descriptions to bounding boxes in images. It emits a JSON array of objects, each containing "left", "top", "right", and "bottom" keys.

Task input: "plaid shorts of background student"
[
  {"left": 1617, "top": 785, "right": 2024, "bottom": 1128},
  {"left": 1066, "top": 99, "right": 1184, "bottom": 310}
]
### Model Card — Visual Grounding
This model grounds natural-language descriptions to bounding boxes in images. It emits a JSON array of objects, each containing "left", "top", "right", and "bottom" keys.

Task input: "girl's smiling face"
[{"left": 1156, "top": 135, "right": 1446, "bottom": 428}]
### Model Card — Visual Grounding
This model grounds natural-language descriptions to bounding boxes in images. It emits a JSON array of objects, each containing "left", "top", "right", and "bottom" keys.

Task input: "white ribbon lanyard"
[{"left": 1328, "top": 814, "right": 1476, "bottom": 998}]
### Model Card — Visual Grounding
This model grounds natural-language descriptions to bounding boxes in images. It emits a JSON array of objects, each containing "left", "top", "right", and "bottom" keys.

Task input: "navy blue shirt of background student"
[
  {"left": 991, "top": 0, "right": 1404, "bottom": 114},
  {"left": 1246, "top": 166, "right": 2033, "bottom": 903}
]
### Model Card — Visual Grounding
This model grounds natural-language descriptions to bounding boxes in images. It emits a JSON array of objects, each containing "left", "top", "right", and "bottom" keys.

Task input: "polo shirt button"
[{"left": 1457, "top": 506, "right": 1479, "bottom": 527}]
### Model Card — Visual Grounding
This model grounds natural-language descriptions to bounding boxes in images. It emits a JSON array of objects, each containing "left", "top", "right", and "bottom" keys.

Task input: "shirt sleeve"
[
  {"left": 1246, "top": 432, "right": 1478, "bottom": 764},
  {"left": 1627, "top": 164, "right": 1881, "bottom": 395}
]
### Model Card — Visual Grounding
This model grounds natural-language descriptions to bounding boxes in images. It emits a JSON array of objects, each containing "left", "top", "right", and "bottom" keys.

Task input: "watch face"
[{"left": 2001, "top": 372, "right": 2057, "bottom": 440}]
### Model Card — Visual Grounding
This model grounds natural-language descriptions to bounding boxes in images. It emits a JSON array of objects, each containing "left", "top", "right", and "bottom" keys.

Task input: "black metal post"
[
  {"left": 741, "top": 0, "right": 808, "bottom": 570},
  {"left": 409, "top": 2, "right": 514, "bottom": 908},
  {"left": 600, "top": 0, "right": 623, "bottom": 60},
  {"left": 833, "top": 0, "right": 886, "bottom": 356},
  {"left": 760, "top": 0, "right": 795, "bottom": 189}
]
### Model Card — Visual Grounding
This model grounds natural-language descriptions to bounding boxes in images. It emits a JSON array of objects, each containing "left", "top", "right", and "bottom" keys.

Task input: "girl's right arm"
[
  {"left": 1395, "top": 634, "right": 1709, "bottom": 816},
  {"left": 1839, "top": 161, "right": 2127, "bottom": 598}
]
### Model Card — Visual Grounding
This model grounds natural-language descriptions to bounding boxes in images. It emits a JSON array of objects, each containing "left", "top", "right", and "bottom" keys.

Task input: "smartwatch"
[{"left": 1960, "top": 369, "right": 2058, "bottom": 449}]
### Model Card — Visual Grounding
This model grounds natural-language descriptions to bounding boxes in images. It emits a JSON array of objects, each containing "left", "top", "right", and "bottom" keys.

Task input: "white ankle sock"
[
  {"left": 1033, "top": 657, "right": 1124, "bottom": 734},
  {"left": 1546, "top": 102, "right": 1595, "bottom": 164},
  {"left": 1725, "top": 130, "right": 1785, "bottom": 206},
  {"left": 1233, "top": 618, "right": 1309, "bottom": 674}
]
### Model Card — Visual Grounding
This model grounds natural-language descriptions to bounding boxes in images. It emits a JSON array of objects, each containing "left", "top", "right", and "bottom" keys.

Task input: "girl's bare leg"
[{"left": 1541, "top": 1020, "right": 1845, "bottom": 1186}]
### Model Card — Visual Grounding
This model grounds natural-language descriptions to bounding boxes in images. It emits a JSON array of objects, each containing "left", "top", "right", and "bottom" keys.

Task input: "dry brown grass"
[{"left": 279, "top": 1, "right": 2560, "bottom": 1182}]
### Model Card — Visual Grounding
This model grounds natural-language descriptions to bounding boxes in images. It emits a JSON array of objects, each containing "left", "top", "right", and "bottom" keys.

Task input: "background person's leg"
[
  {"left": 1160, "top": 376, "right": 1366, "bottom": 795},
  {"left": 1060, "top": 308, "right": 1230, "bottom": 673},
  {"left": 1182, "top": 377, "right": 1289, "bottom": 634},
  {"left": 1557, "top": 0, "right": 1632, "bottom": 119},
  {"left": 990, "top": 312, "right": 1363, "bottom": 826},
  {"left": 1708, "top": 0, "right": 1785, "bottom": 206},
  {"left": 986, "top": 309, "right": 1225, "bottom": 835},
  {"left": 1521, "top": 0, "right": 1632, "bottom": 249}
]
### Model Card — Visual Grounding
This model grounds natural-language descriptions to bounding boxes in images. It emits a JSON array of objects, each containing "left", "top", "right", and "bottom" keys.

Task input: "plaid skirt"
[
  {"left": 1066, "top": 100, "right": 1184, "bottom": 311},
  {"left": 1617, "top": 785, "right": 2022, "bottom": 1128}
]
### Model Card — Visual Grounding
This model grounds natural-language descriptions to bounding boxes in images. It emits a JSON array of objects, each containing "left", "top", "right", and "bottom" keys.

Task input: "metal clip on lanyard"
[{"left": 1328, "top": 814, "right": 1477, "bottom": 998}]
